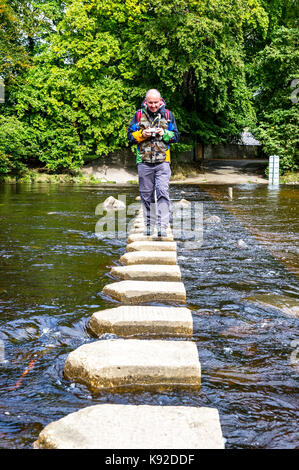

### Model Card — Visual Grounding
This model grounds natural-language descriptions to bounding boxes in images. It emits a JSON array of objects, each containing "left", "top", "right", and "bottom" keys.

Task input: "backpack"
[{"left": 136, "top": 108, "right": 170, "bottom": 124}]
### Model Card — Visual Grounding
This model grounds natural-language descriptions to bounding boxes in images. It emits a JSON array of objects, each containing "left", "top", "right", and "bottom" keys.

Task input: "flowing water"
[{"left": 0, "top": 182, "right": 298, "bottom": 449}]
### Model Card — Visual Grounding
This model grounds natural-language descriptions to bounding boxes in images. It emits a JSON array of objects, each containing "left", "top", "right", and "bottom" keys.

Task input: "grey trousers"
[{"left": 137, "top": 162, "right": 171, "bottom": 229}]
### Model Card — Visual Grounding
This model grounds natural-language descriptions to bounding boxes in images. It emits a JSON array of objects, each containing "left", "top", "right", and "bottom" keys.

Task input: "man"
[{"left": 127, "top": 89, "right": 179, "bottom": 237}]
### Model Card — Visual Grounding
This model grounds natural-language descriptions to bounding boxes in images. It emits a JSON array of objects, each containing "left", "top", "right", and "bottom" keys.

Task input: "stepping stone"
[
  {"left": 127, "top": 232, "right": 174, "bottom": 243},
  {"left": 110, "top": 264, "right": 181, "bottom": 282},
  {"left": 102, "top": 280, "right": 186, "bottom": 303},
  {"left": 34, "top": 404, "right": 224, "bottom": 449},
  {"left": 174, "top": 198, "right": 191, "bottom": 208},
  {"left": 126, "top": 241, "right": 177, "bottom": 252},
  {"left": 130, "top": 226, "right": 172, "bottom": 235},
  {"left": 103, "top": 196, "right": 126, "bottom": 210},
  {"left": 133, "top": 221, "right": 145, "bottom": 228},
  {"left": 120, "top": 251, "right": 177, "bottom": 265},
  {"left": 64, "top": 339, "right": 200, "bottom": 391},
  {"left": 89, "top": 305, "right": 192, "bottom": 337},
  {"left": 132, "top": 222, "right": 145, "bottom": 230}
]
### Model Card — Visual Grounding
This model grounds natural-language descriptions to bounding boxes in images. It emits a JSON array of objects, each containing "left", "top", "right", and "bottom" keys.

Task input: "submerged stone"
[
  {"left": 205, "top": 215, "right": 221, "bottom": 224},
  {"left": 103, "top": 196, "right": 126, "bottom": 210},
  {"left": 244, "top": 293, "right": 299, "bottom": 318},
  {"left": 173, "top": 199, "right": 191, "bottom": 208}
]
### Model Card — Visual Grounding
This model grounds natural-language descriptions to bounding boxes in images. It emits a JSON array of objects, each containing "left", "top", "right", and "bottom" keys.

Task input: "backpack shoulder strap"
[
  {"left": 136, "top": 109, "right": 142, "bottom": 123},
  {"left": 165, "top": 109, "right": 171, "bottom": 121}
]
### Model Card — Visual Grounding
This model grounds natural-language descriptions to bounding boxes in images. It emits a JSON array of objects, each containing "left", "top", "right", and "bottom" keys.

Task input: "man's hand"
[
  {"left": 142, "top": 127, "right": 165, "bottom": 138},
  {"left": 156, "top": 127, "right": 165, "bottom": 136},
  {"left": 142, "top": 128, "right": 152, "bottom": 138}
]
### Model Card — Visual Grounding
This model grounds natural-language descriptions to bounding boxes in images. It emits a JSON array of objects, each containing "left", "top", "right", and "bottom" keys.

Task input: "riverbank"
[{"left": 1, "top": 160, "right": 298, "bottom": 185}]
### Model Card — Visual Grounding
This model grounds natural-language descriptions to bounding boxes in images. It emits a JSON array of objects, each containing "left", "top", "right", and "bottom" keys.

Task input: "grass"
[
  {"left": 0, "top": 169, "right": 117, "bottom": 185},
  {"left": 279, "top": 171, "right": 299, "bottom": 184},
  {"left": 170, "top": 162, "right": 203, "bottom": 181},
  {"left": 1, "top": 162, "right": 204, "bottom": 185}
]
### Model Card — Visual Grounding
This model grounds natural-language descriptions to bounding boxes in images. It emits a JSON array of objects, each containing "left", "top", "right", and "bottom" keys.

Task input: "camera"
[{"left": 147, "top": 127, "right": 158, "bottom": 138}]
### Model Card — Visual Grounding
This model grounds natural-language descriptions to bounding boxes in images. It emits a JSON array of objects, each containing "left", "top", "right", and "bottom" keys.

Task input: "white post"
[
  {"left": 0, "top": 80, "right": 4, "bottom": 103},
  {"left": 268, "top": 155, "right": 279, "bottom": 186}
]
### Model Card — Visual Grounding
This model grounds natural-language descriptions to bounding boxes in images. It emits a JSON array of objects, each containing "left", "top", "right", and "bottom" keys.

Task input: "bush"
[
  {"left": 251, "top": 27, "right": 299, "bottom": 173},
  {"left": 0, "top": 116, "right": 38, "bottom": 175}
]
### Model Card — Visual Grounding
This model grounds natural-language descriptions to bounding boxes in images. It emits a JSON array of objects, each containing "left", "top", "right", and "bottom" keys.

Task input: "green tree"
[
  {"left": 124, "top": 0, "right": 268, "bottom": 145},
  {"left": 0, "top": 115, "right": 39, "bottom": 175},
  {"left": 1, "top": 0, "right": 271, "bottom": 174},
  {"left": 0, "top": 0, "right": 31, "bottom": 81},
  {"left": 250, "top": 27, "right": 299, "bottom": 172}
]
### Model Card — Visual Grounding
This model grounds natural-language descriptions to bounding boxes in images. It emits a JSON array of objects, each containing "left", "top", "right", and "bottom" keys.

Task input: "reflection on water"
[
  {"left": 203, "top": 184, "right": 299, "bottom": 276},
  {"left": 0, "top": 182, "right": 298, "bottom": 449}
]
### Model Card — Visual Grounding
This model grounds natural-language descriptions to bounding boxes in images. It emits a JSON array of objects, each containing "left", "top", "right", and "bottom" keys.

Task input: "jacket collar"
[{"left": 143, "top": 104, "right": 167, "bottom": 119}]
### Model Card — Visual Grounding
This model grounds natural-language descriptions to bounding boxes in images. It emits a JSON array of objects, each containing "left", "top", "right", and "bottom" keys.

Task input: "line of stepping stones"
[{"left": 34, "top": 206, "right": 224, "bottom": 449}]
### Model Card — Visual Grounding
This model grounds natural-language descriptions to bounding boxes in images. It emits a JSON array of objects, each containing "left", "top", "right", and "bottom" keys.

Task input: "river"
[{"left": 0, "top": 182, "right": 298, "bottom": 449}]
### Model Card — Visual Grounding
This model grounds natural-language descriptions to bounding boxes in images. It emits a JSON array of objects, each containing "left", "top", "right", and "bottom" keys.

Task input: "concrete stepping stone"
[
  {"left": 110, "top": 264, "right": 181, "bottom": 282},
  {"left": 102, "top": 280, "right": 186, "bottom": 303},
  {"left": 127, "top": 232, "right": 174, "bottom": 243},
  {"left": 64, "top": 339, "right": 200, "bottom": 391},
  {"left": 120, "top": 251, "right": 177, "bottom": 265},
  {"left": 126, "top": 241, "right": 177, "bottom": 252},
  {"left": 133, "top": 221, "right": 145, "bottom": 228},
  {"left": 34, "top": 403, "right": 224, "bottom": 449},
  {"left": 130, "top": 226, "right": 172, "bottom": 235},
  {"left": 133, "top": 218, "right": 145, "bottom": 227},
  {"left": 89, "top": 305, "right": 192, "bottom": 337}
]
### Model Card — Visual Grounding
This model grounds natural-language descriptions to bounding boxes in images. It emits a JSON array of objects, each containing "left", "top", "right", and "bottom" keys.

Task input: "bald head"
[
  {"left": 145, "top": 89, "right": 161, "bottom": 100},
  {"left": 145, "top": 89, "right": 162, "bottom": 113}
]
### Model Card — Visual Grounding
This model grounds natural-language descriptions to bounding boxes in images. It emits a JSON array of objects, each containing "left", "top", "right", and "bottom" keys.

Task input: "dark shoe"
[
  {"left": 157, "top": 228, "right": 168, "bottom": 237},
  {"left": 144, "top": 226, "right": 153, "bottom": 236}
]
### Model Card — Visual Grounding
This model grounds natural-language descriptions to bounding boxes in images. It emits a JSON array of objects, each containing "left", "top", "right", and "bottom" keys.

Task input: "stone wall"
[
  {"left": 82, "top": 143, "right": 264, "bottom": 174},
  {"left": 204, "top": 143, "right": 265, "bottom": 160}
]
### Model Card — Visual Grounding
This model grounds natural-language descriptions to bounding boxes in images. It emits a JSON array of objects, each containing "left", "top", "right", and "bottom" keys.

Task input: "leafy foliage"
[
  {"left": 250, "top": 27, "right": 299, "bottom": 172},
  {"left": 0, "top": 0, "right": 297, "bottom": 175},
  {"left": 0, "top": 1, "right": 31, "bottom": 81},
  {"left": 0, "top": 115, "right": 37, "bottom": 174}
]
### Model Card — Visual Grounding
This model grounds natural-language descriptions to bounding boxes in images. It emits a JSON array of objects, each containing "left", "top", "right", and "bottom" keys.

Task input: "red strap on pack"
[{"left": 136, "top": 109, "right": 170, "bottom": 122}]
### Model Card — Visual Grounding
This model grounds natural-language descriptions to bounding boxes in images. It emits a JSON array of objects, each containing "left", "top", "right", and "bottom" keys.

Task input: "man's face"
[{"left": 145, "top": 94, "right": 161, "bottom": 113}]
